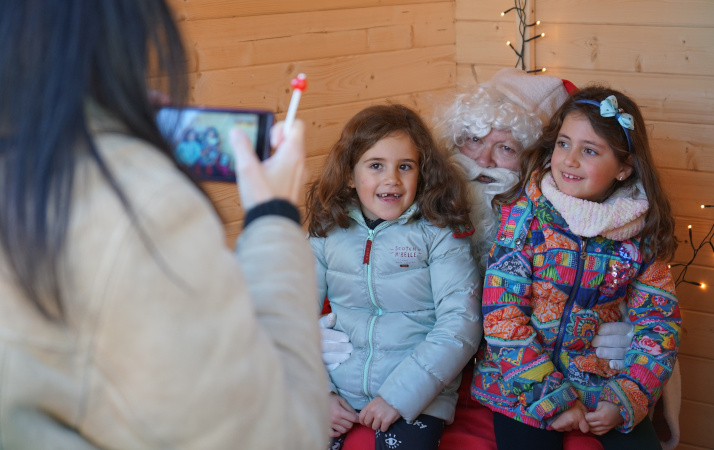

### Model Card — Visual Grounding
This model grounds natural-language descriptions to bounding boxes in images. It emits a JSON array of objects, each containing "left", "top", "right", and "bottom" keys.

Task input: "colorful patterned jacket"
[{"left": 471, "top": 174, "right": 680, "bottom": 432}]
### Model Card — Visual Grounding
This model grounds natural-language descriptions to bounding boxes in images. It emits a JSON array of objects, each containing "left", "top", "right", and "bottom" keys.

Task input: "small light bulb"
[
  {"left": 702, "top": 205, "right": 706, "bottom": 209},
  {"left": 702, "top": 283, "right": 707, "bottom": 289},
  {"left": 506, "top": 41, "right": 511, "bottom": 46},
  {"left": 688, "top": 225, "right": 692, "bottom": 229},
  {"left": 536, "top": 20, "right": 541, "bottom": 25},
  {"left": 541, "top": 32, "right": 546, "bottom": 37},
  {"left": 542, "top": 68, "right": 547, "bottom": 72},
  {"left": 501, "top": 12, "right": 505, "bottom": 16},
  {"left": 668, "top": 264, "right": 671, "bottom": 269}
]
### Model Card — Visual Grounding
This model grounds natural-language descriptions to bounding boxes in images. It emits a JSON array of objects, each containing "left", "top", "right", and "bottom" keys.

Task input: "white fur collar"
[{"left": 540, "top": 171, "right": 649, "bottom": 240}]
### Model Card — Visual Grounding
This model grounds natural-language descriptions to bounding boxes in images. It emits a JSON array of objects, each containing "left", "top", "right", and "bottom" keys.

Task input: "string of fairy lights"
[
  {"left": 501, "top": 0, "right": 546, "bottom": 73},
  {"left": 670, "top": 205, "right": 714, "bottom": 289}
]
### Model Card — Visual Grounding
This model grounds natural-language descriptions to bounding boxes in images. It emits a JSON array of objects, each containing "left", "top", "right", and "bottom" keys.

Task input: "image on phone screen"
[{"left": 156, "top": 106, "right": 273, "bottom": 182}]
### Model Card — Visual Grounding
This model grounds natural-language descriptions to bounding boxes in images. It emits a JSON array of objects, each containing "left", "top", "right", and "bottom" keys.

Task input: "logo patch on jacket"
[{"left": 390, "top": 245, "right": 423, "bottom": 267}]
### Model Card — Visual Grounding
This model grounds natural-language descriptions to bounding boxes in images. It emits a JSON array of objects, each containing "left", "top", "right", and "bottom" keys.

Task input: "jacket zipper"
[
  {"left": 552, "top": 237, "right": 588, "bottom": 371},
  {"left": 362, "top": 227, "right": 384, "bottom": 399}
]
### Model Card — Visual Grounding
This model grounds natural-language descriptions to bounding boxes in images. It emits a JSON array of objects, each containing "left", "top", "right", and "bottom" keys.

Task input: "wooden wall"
[
  {"left": 168, "top": 0, "right": 712, "bottom": 448},
  {"left": 456, "top": 1, "right": 714, "bottom": 448},
  {"left": 167, "top": 0, "right": 457, "bottom": 244}
]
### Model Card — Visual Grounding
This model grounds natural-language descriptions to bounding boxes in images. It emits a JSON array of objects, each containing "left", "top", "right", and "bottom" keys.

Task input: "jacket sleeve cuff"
[
  {"left": 599, "top": 379, "right": 649, "bottom": 432},
  {"left": 526, "top": 381, "right": 579, "bottom": 422},
  {"left": 378, "top": 355, "right": 444, "bottom": 421}
]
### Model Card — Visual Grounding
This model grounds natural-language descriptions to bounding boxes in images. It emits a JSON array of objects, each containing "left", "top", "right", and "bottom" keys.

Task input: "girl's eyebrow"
[{"left": 557, "top": 133, "right": 603, "bottom": 147}]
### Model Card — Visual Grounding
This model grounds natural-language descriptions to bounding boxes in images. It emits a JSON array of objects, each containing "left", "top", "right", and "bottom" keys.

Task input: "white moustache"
[{"left": 450, "top": 153, "right": 520, "bottom": 201}]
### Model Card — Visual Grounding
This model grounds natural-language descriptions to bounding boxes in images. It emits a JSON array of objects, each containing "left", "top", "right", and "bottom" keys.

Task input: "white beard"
[{"left": 450, "top": 153, "right": 520, "bottom": 274}]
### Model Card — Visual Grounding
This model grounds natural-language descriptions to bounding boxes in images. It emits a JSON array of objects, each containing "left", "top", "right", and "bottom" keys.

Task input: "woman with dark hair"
[{"left": 0, "top": 0, "right": 327, "bottom": 448}]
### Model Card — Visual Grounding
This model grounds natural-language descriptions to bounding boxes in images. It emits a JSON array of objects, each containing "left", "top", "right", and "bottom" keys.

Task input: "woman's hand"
[{"left": 229, "top": 120, "right": 307, "bottom": 210}]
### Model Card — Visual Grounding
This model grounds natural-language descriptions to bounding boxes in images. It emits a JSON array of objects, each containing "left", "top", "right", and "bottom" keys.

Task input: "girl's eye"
[
  {"left": 470, "top": 136, "right": 480, "bottom": 143},
  {"left": 556, "top": 140, "right": 568, "bottom": 148},
  {"left": 369, "top": 163, "right": 382, "bottom": 169},
  {"left": 399, "top": 163, "right": 413, "bottom": 171},
  {"left": 584, "top": 148, "right": 598, "bottom": 156}
]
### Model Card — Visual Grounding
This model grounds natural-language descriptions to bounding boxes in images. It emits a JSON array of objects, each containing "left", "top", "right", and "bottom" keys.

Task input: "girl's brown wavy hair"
[
  {"left": 306, "top": 104, "right": 471, "bottom": 237},
  {"left": 494, "top": 85, "right": 676, "bottom": 262}
]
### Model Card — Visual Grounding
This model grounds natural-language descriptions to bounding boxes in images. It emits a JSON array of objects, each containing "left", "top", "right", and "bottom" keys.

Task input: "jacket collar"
[{"left": 347, "top": 202, "right": 419, "bottom": 228}]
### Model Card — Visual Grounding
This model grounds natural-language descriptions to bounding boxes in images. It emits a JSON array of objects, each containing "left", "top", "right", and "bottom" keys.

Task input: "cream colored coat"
[{"left": 0, "top": 116, "right": 328, "bottom": 449}]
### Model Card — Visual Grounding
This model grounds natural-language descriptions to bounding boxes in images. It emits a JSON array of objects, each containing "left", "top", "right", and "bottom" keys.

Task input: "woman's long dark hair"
[{"left": 0, "top": 0, "right": 188, "bottom": 319}]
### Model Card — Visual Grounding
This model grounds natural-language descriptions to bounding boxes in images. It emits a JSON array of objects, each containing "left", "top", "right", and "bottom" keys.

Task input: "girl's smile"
[
  {"left": 350, "top": 131, "right": 419, "bottom": 221},
  {"left": 550, "top": 112, "right": 632, "bottom": 202}
]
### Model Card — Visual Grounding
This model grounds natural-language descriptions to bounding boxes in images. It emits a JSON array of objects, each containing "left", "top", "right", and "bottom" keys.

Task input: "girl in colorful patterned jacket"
[
  {"left": 306, "top": 104, "right": 483, "bottom": 450},
  {"left": 471, "top": 85, "right": 680, "bottom": 450}
]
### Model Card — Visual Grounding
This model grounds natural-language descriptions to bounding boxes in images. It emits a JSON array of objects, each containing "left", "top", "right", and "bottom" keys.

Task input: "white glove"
[
  {"left": 592, "top": 322, "right": 635, "bottom": 370},
  {"left": 319, "top": 313, "right": 353, "bottom": 371}
]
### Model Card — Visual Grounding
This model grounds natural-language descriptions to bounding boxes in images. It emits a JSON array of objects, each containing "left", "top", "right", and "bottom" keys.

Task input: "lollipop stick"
[{"left": 283, "top": 73, "right": 307, "bottom": 136}]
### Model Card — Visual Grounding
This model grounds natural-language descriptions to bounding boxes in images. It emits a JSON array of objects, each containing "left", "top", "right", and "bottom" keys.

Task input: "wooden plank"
[
  {"left": 536, "top": 24, "right": 714, "bottom": 77},
  {"left": 672, "top": 217, "right": 714, "bottom": 265},
  {"left": 536, "top": 0, "right": 714, "bottom": 27},
  {"left": 680, "top": 399, "right": 714, "bottom": 449},
  {"left": 650, "top": 122, "right": 714, "bottom": 173},
  {"left": 679, "top": 310, "right": 714, "bottom": 360},
  {"left": 190, "top": 45, "right": 456, "bottom": 112},
  {"left": 168, "top": 0, "right": 445, "bottom": 21},
  {"left": 660, "top": 169, "right": 714, "bottom": 218},
  {"left": 179, "top": 4, "right": 455, "bottom": 72},
  {"left": 673, "top": 265, "right": 714, "bottom": 315},
  {"left": 456, "top": 0, "right": 533, "bottom": 21},
  {"left": 456, "top": 21, "right": 522, "bottom": 66},
  {"left": 679, "top": 355, "right": 714, "bottom": 405}
]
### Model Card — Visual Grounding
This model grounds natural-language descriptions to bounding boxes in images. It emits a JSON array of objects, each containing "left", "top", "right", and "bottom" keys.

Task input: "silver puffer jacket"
[{"left": 311, "top": 203, "right": 482, "bottom": 422}]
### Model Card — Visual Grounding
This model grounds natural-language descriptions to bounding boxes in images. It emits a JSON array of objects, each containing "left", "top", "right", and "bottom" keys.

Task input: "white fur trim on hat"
[{"left": 482, "top": 68, "right": 570, "bottom": 126}]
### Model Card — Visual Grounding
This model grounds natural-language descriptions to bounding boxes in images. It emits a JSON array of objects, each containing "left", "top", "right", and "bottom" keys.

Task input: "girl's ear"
[
  {"left": 347, "top": 175, "right": 355, "bottom": 188},
  {"left": 617, "top": 160, "right": 635, "bottom": 181}
]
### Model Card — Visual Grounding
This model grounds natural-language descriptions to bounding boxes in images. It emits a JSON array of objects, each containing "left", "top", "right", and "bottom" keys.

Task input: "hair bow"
[
  {"left": 575, "top": 95, "right": 634, "bottom": 152},
  {"left": 599, "top": 95, "right": 634, "bottom": 131}
]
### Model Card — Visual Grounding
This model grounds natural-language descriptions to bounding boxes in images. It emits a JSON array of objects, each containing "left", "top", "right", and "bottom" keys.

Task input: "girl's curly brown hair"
[
  {"left": 306, "top": 104, "right": 471, "bottom": 237},
  {"left": 495, "top": 85, "right": 676, "bottom": 262}
]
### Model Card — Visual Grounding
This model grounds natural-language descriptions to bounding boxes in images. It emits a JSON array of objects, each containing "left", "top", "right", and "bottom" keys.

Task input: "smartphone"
[{"left": 156, "top": 106, "right": 274, "bottom": 182}]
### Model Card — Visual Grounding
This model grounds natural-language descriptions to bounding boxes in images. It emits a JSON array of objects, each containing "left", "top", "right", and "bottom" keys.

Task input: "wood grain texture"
[
  {"left": 679, "top": 399, "right": 714, "bottom": 448},
  {"left": 168, "top": 0, "right": 445, "bottom": 21},
  {"left": 536, "top": 0, "right": 714, "bottom": 27},
  {"left": 191, "top": 45, "right": 455, "bottom": 111},
  {"left": 536, "top": 24, "right": 714, "bottom": 76},
  {"left": 179, "top": 3, "right": 454, "bottom": 72}
]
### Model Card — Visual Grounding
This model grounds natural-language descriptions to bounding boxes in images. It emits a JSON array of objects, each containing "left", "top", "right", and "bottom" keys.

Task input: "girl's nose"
[
  {"left": 476, "top": 147, "right": 496, "bottom": 168},
  {"left": 564, "top": 149, "right": 580, "bottom": 167},
  {"left": 384, "top": 169, "right": 401, "bottom": 185}
]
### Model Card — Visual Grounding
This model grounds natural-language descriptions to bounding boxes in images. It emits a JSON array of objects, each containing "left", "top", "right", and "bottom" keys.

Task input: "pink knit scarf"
[{"left": 540, "top": 172, "right": 649, "bottom": 241}]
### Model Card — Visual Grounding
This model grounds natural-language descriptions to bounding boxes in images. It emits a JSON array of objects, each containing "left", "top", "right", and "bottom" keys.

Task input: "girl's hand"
[
  {"left": 586, "top": 401, "right": 624, "bottom": 435},
  {"left": 359, "top": 397, "right": 401, "bottom": 432},
  {"left": 329, "top": 393, "right": 359, "bottom": 438},
  {"left": 550, "top": 400, "right": 590, "bottom": 433},
  {"left": 229, "top": 120, "right": 307, "bottom": 210}
]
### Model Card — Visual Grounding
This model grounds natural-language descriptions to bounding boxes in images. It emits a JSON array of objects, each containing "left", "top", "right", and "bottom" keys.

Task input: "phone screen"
[{"left": 156, "top": 106, "right": 273, "bottom": 182}]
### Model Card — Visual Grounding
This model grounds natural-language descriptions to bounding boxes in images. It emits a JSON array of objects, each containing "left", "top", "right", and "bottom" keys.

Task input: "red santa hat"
[{"left": 482, "top": 68, "right": 577, "bottom": 126}]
